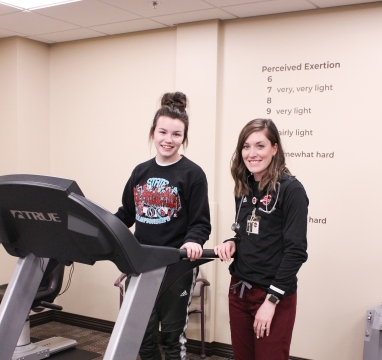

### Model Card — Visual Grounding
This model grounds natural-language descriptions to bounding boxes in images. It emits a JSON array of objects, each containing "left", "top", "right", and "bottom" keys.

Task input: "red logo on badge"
[
  {"left": 252, "top": 197, "right": 257, "bottom": 205},
  {"left": 260, "top": 195, "right": 272, "bottom": 206}
]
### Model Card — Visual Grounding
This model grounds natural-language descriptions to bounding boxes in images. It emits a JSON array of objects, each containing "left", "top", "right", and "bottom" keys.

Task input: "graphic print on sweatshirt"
[{"left": 134, "top": 177, "right": 181, "bottom": 225}]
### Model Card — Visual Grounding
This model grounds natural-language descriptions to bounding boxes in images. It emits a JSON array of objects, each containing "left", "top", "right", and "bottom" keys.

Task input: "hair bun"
[{"left": 161, "top": 92, "right": 187, "bottom": 112}]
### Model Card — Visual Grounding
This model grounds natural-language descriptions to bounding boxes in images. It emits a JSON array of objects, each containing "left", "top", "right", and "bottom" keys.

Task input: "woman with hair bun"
[
  {"left": 214, "top": 118, "right": 308, "bottom": 360},
  {"left": 116, "top": 92, "right": 211, "bottom": 360}
]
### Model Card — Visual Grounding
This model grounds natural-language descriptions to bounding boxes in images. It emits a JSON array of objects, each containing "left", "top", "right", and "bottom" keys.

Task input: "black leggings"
[{"left": 138, "top": 268, "right": 197, "bottom": 360}]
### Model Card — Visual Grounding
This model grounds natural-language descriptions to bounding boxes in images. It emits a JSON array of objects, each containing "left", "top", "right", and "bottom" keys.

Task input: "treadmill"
[
  {"left": 363, "top": 306, "right": 382, "bottom": 359},
  {"left": 0, "top": 174, "right": 215, "bottom": 360}
]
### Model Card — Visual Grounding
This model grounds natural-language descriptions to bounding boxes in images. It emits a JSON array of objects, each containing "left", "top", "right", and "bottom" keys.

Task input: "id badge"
[{"left": 246, "top": 215, "right": 260, "bottom": 235}]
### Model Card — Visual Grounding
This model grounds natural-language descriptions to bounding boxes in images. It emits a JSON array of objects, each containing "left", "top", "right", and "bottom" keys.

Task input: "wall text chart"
[{"left": 261, "top": 61, "right": 342, "bottom": 225}]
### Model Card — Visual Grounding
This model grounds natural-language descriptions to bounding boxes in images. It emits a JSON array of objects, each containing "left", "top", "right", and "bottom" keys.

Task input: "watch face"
[{"left": 268, "top": 294, "right": 279, "bottom": 304}]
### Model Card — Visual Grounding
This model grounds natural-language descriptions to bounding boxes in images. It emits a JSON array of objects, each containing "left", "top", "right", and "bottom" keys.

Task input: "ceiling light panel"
[
  {"left": 33, "top": 0, "right": 140, "bottom": 27},
  {"left": 0, "top": 0, "right": 81, "bottom": 10}
]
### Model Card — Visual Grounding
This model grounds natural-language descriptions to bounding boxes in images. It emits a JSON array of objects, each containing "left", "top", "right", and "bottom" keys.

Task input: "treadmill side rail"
[
  {"left": 0, "top": 254, "right": 48, "bottom": 360},
  {"left": 104, "top": 267, "right": 167, "bottom": 360}
]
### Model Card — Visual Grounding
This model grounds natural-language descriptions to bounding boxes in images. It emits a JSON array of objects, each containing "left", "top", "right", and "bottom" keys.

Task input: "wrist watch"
[{"left": 266, "top": 293, "right": 280, "bottom": 305}]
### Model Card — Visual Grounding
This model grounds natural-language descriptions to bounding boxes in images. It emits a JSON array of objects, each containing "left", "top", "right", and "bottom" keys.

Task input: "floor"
[{"left": 30, "top": 321, "right": 232, "bottom": 360}]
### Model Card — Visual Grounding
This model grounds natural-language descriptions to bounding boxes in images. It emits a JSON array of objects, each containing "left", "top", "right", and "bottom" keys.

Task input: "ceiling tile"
[
  {"left": 203, "top": 0, "right": 268, "bottom": 6},
  {"left": 152, "top": 8, "right": 236, "bottom": 26},
  {"left": 90, "top": 18, "right": 166, "bottom": 35},
  {"left": 0, "top": 27, "right": 24, "bottom": 37},
  {"left": 0, "top": 11, "right": 79, "bottom": 35},
  {"left": 224, "top": 0, "right": 317, "bottom": 17},
  {"left": 310, "top": 0, "right": 381, "bottom": 7},
  {"left": 0, "top": 0, "right": 378, "bottom": 43},
  {"left": 0, "top": 3, "right": 21, "bottom": 15},
  {"left": 99, "top": 0, "right": 214, "bottom": 17},
  {"left": 27, "top": 34, "right": 55, "bottom": 43},
  {"left": 35, "top": 27, "right": 106, "bottom": 42},
  {"left": 33, "top": 0, "right": 141, "bottom": 27}
]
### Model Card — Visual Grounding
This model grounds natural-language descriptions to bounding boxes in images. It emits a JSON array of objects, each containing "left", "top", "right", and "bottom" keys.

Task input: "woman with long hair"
[{"left": 215, "top": 118, "right": 308, "bottom": 360}]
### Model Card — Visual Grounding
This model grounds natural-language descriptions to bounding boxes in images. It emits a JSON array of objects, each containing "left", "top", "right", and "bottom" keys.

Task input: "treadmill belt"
[
  {"left": 48, "top": 347, "right": 100, "bottom": 360},
  {"left": 30, "top": 338, "right": 100, "bottom": 360}
]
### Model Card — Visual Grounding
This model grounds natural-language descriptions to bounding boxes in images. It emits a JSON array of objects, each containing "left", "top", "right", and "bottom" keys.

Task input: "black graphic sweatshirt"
[{"left": 116, "top": 156, "right": 211, "bottom": 248}]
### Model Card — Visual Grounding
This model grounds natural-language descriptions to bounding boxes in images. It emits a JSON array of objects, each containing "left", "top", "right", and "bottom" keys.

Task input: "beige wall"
[
  {"left": 1, "top": 3, "right": 382, "bottom": 359},
  {"left": 0, "top": 37, "right": 50, "bottom": 282},
  {"left": 215, "top": 5, "right": 382, "bottom": 359},
  {"left": 49, "top": 28, "right": 177, "bottom": 321}
]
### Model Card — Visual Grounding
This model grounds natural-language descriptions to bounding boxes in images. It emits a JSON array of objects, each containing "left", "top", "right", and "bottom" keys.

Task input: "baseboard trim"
[
  {"left": 191, "top": 340, "right": 234, "bottom": 358},
  {"left": 30, "top": 311, "right": 311, "bottom": 359},
  {"left": 29, "top": 310, "right": 54, "bottom": 327},
  {"left": 30, "top": 310, "right": 114, "bottom": 333}
]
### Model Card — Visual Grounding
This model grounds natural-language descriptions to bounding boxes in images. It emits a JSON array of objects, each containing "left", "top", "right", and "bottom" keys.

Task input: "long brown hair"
[
  {"left": 149, "top": 92, "right": 189, "bottom": 148},
  {"left": 231, "top": 119, "right": 291, "bottom": 196}
]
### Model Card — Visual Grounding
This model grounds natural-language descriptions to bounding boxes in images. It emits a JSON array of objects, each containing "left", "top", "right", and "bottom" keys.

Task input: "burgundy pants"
[{"left": 229, "top": 275, "right": 297, "bottom": 360}]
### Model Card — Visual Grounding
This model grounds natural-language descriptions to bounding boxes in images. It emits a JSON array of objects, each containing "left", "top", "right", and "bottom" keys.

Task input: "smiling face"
[
  {"left": 152, "top": 115, "right": 185, "bottom": 164},
  {"left": 241, "top": 130, "right": 278, "bottom": 181}
]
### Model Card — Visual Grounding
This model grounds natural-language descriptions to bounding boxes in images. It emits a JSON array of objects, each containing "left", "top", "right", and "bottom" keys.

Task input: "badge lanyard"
[
  {"left": 231, "top": 195, "right": 260, "bottom": 235},
  {"left": 246, "top": 203, "right": 260, "bottom": 235},
  {"left": 231, "top": 182, "right": 281, "bottom": 235}
]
